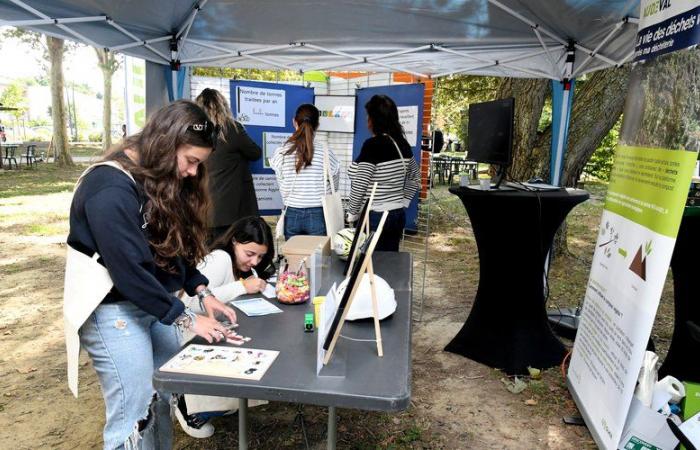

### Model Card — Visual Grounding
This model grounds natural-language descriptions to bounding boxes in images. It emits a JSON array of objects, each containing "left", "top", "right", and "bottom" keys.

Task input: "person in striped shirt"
[
  {"left": 270, "top": 103, "right": 340, "bottom": 239},
  {"left": 348, "top": 94, "right": 420, "bottom": 251}
]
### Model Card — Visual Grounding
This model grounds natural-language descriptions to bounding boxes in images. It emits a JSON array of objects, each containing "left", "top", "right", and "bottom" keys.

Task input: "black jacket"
[
  {"left": 67, "top": 166, "right": 208, "bottom": 324},
  {"left": 206, "top": 121, "right": 261, "bottom": 227}
]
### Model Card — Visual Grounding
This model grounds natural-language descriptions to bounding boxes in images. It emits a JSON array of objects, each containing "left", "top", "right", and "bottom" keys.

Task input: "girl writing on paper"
[
  {"left": 64, "top": 100, "right": 238, "bottom": 450},
  {"left": 347, "top": 95, "right": 420, "bottom": 251},
  {"left": 173, "top": 215, "right": 275, "bottom": 437},
  {"left": 270, "top": 103, "right": 340, "bottom": 240},
  {"left": 195, "top": 88, "right": 262, "bottom": 242}
]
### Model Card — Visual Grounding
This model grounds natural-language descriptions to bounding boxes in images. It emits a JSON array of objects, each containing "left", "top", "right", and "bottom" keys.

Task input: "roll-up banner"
[{"left": 568, "top": 1, "right": 700, "bottom": 448}]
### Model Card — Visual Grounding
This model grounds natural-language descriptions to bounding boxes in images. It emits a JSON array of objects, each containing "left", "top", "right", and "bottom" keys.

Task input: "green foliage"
[
  {"left": 87, "top": 132, "right": 103, "bottom": 142},
  {"left": 0, "top": 82, "right": 28, "bottom": 118},
  {"left": 193, "top": 67, "right": 305, "bottom": 82},
  {"left": 433, "top": 75, "right": 499, "bottom": 142},
  {"left": 583, "top": 116, "right": 621, "bottom": 181}
]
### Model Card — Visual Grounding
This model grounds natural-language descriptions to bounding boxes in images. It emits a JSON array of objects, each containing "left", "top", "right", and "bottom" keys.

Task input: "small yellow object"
[{"left": 312, "top": 296, "right": 325, "bottom": 327}]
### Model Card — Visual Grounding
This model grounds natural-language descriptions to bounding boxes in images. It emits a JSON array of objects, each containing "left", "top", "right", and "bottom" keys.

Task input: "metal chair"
[
  {"left": 2, "top": 145, "right": 18, "bottom": 169},
  {"left": 20, "top": 144, "right": 38, "bottom": 168}
]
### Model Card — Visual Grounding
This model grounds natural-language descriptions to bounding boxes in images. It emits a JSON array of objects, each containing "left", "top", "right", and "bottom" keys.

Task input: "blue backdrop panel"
[
  {"left": 230, "top": 80, "right": 314, "bottom": 215},
  {"left": 353, "top": 84, "right": 425, "bottom": 231}
]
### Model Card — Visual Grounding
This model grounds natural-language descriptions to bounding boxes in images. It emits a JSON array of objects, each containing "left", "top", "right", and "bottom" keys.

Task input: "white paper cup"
[
  {"left": 479, "top": 178, "right": 491, "bottom": 190},
  {"left": 459, "top": 174, "right": 470, "bottom": 187}
]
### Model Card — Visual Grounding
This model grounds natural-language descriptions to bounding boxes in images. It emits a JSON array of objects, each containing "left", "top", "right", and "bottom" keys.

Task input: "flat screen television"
[{"left": 467, "top": 97, "right": 514, "bottom": 168}]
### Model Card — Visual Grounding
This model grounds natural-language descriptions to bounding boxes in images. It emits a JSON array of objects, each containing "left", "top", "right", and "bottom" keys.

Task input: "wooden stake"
[
  {"left": 346, "top": 182, "right": 378, "bottom": 276},
  {"left": 366, "top": 257, "right": 383, "bottom": 357}
]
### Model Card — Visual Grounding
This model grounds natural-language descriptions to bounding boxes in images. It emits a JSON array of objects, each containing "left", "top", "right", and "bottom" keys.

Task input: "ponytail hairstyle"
[
  {"left": 103, "top": 100, "right": 215, "bottom": 272},
  {"left": 210, "top": 216, "right": 275, "bottom": 280},
  {"left": 365, "top": 94, "right": 405, "bottom": 143},
  {"left": 284, "top": 103, "right": 319, "bottom": 173}
]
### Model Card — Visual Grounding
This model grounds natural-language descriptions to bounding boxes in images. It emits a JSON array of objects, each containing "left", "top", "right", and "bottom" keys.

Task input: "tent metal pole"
[
  {"left": 243, "top": 43, "right": 300, "bottom": 56},
  {"left": 110, "top": 35, "right": 171, "bottom": 52},
  {"left": 488, "top": 0, "right": 568, "bottom": 45},
  {"left": 571, "top": 19, "right": 627, "bottom": 78},
  {"left": 242, "top": 54, "right": 296, "bottom": 71},
  {"left": 533, "top": 27, "right": 560, "bottom": 77},
  {"left": 1, "top": 16, "right": 107, "bottom": 26},
  {"left": 182, "top": 53, "right": 240, "bottom": 64},
  {"left": 107, "top": 19, "right": 170, "bottom": 62},
  {"left": 302, "top": 43, "right": 363, "bottom": 61},
  {"left": 8, "top": 0, "right": 102, "bottom": 48},
  {"left": 550, "top": 79, "right": 574, "bottom": 186},
  {"left": 573, "top": 43, "right": 617, "bottom": 66},
  {"left": 367, "top": 44, "right": 433, "bottom": 61},
  {"left": 368, "top": 60, "right": 428, "bottom": 79},
  {"left": 176, "top": 0, "right": 208, "bottom": 39}
]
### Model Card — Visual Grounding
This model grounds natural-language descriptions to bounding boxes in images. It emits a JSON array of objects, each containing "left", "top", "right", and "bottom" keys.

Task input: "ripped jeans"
[{"left": 80, "top": 302, "right": 180, "bottom": 450}]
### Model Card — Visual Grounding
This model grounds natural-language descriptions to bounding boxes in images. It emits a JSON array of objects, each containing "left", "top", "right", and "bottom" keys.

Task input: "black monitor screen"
[{"left": 467, "top": 97, "right": 514, "bottom": 166}]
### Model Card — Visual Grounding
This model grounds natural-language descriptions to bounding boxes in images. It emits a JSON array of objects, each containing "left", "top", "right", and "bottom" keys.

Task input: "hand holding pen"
[{"left": 242, "top": 267, "right": 267, "bottom": 294}]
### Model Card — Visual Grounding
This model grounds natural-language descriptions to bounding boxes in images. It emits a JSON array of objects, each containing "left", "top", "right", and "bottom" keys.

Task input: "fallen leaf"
[
  {"left": 392, "top": 417, "right": 401, "bottom": 425},
  {"left": 16, "top": 367, "right": 37, "bottom": 374},
  {"left": 3, "top": 331, "right": 11, "bottom": 336},
  {"left": 525, "top": 398, "right": 538, "bottom": 406},
  {"left": 527, "top": 366, "right": 542, "bottom": 380},
  {"left": 501, "top": 376, "right": 527, "bottom": 394}
]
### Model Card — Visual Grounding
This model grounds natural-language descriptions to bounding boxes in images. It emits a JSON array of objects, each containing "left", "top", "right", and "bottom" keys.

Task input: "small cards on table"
[
  {"left": 231, "top": 298, "right": 282, "bottom": 316},
  {"left": 160, "top": 344, "right": 279, "bottom": 381}
]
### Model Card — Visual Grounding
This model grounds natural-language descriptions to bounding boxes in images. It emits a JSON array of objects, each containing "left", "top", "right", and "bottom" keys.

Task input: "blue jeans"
[
  {"left": 369, "top": 208, "right": 406, "bottom": 252},
  {"left": 284, "top": 206, "right": 327, "bottom": 240},
  {"left": 80, "top": 302, "right": 180, "bottom": 450}
]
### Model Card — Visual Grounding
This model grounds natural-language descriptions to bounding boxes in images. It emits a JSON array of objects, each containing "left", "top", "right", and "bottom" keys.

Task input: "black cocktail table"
[{"left": 445, "top": 186, "right": 589, "bottom": 375}]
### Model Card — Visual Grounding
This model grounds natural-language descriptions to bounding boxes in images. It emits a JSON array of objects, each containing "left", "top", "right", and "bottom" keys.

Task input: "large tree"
[
  {"left": 94, "top": 48, "right": 120, "bottom": 152},
  {"left": 47, "top": 35, "right": 73, "bottom": 167},
  {"left": 3, "top": 28, "right": 74, "bottom": 166}
]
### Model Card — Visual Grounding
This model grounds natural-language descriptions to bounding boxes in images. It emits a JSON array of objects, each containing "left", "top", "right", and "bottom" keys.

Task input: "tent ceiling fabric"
[{"left": 0, "top": 0, "right": 640, "bottom": 80}]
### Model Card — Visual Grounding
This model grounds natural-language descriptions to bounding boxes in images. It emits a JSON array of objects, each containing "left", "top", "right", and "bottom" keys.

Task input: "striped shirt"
[
  {"left": 348, "top": 134, "right": 420, "bottom": 216},
  {"left": 270, "top": 139, "right": 340, "bottom": 208}
]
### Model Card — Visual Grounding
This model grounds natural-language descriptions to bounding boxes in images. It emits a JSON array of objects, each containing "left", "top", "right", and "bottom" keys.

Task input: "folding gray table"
[{"left": 153, "top": 251, "right": 413, "bottom": 449}]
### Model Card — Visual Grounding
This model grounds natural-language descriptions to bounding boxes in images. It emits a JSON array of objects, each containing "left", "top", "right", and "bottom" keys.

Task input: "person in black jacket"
[
  {"left": 196, "top": 88, "right": 262, "bottom": 242},
  {"left": 66, "top": 100, "right": 238, "bottom": 449}
]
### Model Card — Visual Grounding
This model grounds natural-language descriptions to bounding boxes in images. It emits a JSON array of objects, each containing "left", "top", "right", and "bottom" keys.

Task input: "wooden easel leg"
[{"left": 367, "top": 258, "right": 383, "bottom": 357}]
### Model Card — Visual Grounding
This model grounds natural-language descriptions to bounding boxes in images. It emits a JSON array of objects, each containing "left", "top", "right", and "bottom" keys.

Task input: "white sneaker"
[{"left": 173, "top": 395, "right": 215, "bottom": 439}]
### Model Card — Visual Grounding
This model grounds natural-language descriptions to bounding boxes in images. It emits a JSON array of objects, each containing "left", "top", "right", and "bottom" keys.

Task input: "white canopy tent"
[
  {"left": 0, "top": 0, "right": 639, "bottom": 81},
  {"left": 0, "top": 0, "right": 641, "bottom": 184}
]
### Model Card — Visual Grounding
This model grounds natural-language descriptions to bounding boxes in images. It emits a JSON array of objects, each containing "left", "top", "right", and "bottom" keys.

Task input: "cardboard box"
[
  {"left": 618, "top": 397, "right": 678, "bottom": 450},
  {"left": 281, "top": 235, "right": 330, "bottom": 272}
]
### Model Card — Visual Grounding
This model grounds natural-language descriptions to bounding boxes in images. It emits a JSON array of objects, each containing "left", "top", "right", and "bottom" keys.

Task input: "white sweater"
[{"left": 181, "top": 249, "right": 247, "bottom": 313}]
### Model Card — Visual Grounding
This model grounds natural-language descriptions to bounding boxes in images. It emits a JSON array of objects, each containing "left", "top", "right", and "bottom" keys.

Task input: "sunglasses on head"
[{"left": 187, "top": 120, "right": 221, "bottom": 150}]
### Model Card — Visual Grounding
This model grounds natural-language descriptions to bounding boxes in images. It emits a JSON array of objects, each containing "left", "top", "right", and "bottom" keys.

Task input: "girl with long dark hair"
[
  {"left": 174, "top": 216, "right": 274, "bottom": 437},
  {"left": 270, "top": 103, "right": 340, "bottom": 239},
  {"left": 64, "top": 100, "right": 238, "bottom": 449},
  {"left": 347, "top": 94, "right": 420, "bottom": 251}
]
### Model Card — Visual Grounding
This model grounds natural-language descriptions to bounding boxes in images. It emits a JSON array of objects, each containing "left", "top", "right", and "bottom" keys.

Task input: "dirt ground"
[{"left": 0, "top": 172, "right": 675, "bottom": 449}]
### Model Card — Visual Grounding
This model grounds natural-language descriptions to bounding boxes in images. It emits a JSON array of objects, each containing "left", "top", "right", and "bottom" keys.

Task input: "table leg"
[
  {"left": 327, "top": 406, "right": 337, "bottom": 450},
  {"left": 238, "top": 398, "right": 248, "bottom": 450}
]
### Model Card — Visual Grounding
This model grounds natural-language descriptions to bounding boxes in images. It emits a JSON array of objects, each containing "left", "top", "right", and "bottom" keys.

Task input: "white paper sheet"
[{"left": 231, "top": 298, "right": 282, "bottom": 316}]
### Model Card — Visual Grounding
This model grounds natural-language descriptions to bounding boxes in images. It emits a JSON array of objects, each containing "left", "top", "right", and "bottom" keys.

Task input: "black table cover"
[
  {"left": 445, "top": 186, "right": 589, "bottom": 375},
  {"left": 659, "top": 208, "right": 700, "bottom": 383}
]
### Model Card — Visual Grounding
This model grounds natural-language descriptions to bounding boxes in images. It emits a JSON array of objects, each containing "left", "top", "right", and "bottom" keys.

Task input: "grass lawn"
[{"left": 0, "top": 162, "right": 86, "bottom": 198}]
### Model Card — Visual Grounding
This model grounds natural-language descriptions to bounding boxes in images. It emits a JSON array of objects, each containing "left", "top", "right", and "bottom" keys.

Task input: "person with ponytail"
[
  {"left": 195, "top": 88, "right": 262, "bottom": 242},
  {"left": 347, "top": 94, "right": 420, "bottom": 251},
  {"left": 65, "top": 100, "right": 238, "bottom": 449},
  {"left": 270, "top": 103, "right": 340, "bottom": 239}
]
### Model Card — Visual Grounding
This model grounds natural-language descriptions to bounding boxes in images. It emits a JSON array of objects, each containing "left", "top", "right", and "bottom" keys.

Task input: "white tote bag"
[
  {"left": 276, "top": 157, "right": 298, "bottom": 241},
  {"left": 321, "top": 148, "right": 344, "bottom": 244}
]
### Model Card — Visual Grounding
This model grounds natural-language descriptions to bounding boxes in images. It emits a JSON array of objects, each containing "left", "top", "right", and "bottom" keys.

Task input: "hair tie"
[{"left": 301, "top": 116, "right": 312, "bottom": 123}]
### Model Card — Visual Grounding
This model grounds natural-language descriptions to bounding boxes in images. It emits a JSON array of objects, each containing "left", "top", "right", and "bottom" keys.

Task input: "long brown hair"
[
  {"left": 195, "top": 88, "right": 238, "bottom": 141},
  {"left": 284, "top": 103, "right": 319, "bottom": 173},
  {"left": 104, "top": 100, "right": 215, "bottom": 271}
]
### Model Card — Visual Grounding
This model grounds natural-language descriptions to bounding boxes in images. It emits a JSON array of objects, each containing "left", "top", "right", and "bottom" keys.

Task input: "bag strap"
[
  {"left": 76, "top": 161, "right": 142, "bottom": 213},
  {"left": 282, "top": 153, "right": 299, "bottom": 214},
  {"left": 323, "top": 146, "right": 336, "bottom": 195},
  {"left": 384, "top": 134, "right": 408, "bottom": 189}
]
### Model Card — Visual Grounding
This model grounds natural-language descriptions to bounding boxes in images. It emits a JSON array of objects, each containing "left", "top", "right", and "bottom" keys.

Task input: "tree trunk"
[
  {"left": 47, "top": 36, "right": 72, "bottom": 167},
  {"left": 95, "top": 48, "right": 117, "bottom": 153},
  {"left": 494, "top": 78, "right": 549, "bottom": 180}
]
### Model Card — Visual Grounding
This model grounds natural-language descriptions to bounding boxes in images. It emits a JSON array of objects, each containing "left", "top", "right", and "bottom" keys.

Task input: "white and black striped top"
[
  {"left": 348, "top": 134, "right": 420, "bottom": 216},
  {"left": 270, "top": 139, "right": 340, "bottom": 209}
]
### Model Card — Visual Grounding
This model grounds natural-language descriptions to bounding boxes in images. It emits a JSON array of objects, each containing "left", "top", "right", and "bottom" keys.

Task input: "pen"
[{"left": 251, "top": 267, "right": 259, "bottom": 279}]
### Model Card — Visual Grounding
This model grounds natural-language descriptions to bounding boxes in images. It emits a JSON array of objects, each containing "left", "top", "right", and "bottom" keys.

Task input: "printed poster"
[
  {"left": 568, "top": 145, "right": 697, "bottom": 449},
  {"left": 315, "top": 95, "right": 355, "bottom": 133},
  {"left": 398, "top": 105, "right": 418, "bottom": 147},
  {"left": 262, "top": 132, "right": 291, "bottom": 169},
  {"left": 635, "top": 0, "right": 700, "bottom": 61},
  {"left": 234, "top": 85, "right": 286, "bottom": 127}
]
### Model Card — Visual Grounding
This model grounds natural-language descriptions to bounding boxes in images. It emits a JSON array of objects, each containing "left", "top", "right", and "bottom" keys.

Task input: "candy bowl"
[{"left": 276, "top": 272, "right": 310, "bottom": 304}]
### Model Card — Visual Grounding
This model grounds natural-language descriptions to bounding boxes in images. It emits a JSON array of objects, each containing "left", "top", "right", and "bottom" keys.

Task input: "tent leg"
[{"left": 549, "top": 78, "right": 576, "bottom": 186}]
